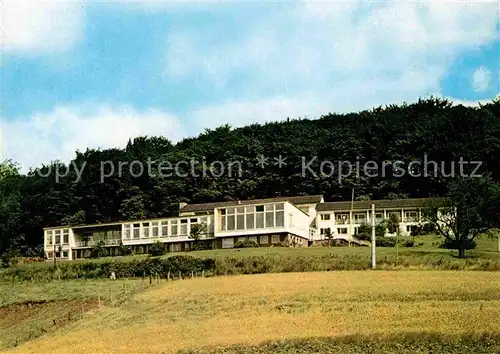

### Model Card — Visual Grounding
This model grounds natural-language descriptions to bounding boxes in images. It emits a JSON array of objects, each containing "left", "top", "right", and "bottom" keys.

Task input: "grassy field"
[
  {"left": 0, "top": 279, "right": 145, "bottom": 349},
  {"left": 3, "top": 271, "right": 500, "bottom": 353},
  {"left": 185, "top": 234, "right": 499, "bottom": 259}
]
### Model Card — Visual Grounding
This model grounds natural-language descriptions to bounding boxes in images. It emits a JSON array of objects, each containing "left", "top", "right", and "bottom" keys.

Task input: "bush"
[
  {"left": 421, "top": 223, "right": 436, "bottom": 234},
  {"left": 149, "top": 241, "right": 166, "bottom": 256},
  {"left": 90, "top": 241, "right": 107, "bottom": 258},
  {"left": 234, "top": 240, "right": 259, "bottom": 248},
  {"left": 356, "top": 224, "right": 372, "bottom": 241},
  {"left": 375, "top": 237, "right": 396, "bottom": 247},
  {"left": 118, "top": 242, "right": 133, "bottom": 256},
  {"left": 439, "top": 238, "right": 476, "bottom": 250},
  {"left": 402, "top": 239, "right": 414, "bottom": 247}
]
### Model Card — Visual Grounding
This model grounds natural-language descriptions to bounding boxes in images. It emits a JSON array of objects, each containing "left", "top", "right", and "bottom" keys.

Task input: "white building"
[{"left": 43, "top": 195, "right": 436, "bottom": 260}]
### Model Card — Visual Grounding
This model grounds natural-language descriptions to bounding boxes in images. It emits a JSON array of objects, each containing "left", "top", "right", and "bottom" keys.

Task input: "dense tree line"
[{"left": 1, "top": 97, "right": 500, "bottom": 255}]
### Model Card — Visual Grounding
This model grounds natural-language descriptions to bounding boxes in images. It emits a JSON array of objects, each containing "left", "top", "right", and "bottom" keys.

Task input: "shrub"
[
  {"left": 402, "top": 239, "right": 414, "bottom": 248},
  {"left": 375, "top": 237, "right": 396, "bottom": 247},
  {"left": 376, "top": 223, "right": 387, "bottom": 237},
  {"left": 117, "top": 242, "right": 133, "bottom": 256},
  {"left": 439, "top": 238, "right": 476, "bottom": 250},
  {"left": 149, "top": 241, "right": 166, "bottom": 256},
  {"left": 356, "top": 224, "right": 372, "bottom": 241},
  {"left": 234, "top": 240, "right": 259, "bottom": 248},
  {"left": 90, "top": 241, "right": 107, "bottom": 258}
]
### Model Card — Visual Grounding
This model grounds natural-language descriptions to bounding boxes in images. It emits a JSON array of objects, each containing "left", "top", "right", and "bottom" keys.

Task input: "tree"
[
  {"left": 424, "top": 177, "right": 500, "bottom": 258},
  {"left": 324, "top": 228, "right": 334, "bottom": 246},
  {"left": 387, "top": 213, "right": 400, "bottom": 234},
  {"left": 61, "top": 210, "right": 86, "bottom": 226},
  {"left": 387, "top": 213, "right": 401, "bottom": 261},
  {"left": 356, "top": 223, "right": 372, "bottom": 242},
  {"left": 90, "top": 240, "right": 107, "bottom": 258},
  {"left": 0, "top": 160, "right": 22, "bottom": 254},
  {"left": 189, "top": 222, "right": 206, "bottom": 250},
  {"left": 149, "top": 241, "right": 166, "bottom": 256}
]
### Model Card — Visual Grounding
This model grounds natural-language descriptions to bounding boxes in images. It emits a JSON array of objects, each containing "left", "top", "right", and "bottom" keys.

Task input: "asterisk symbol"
[
  {"left": 274, "top": 155, "right": 287, "bottom": 168},
  {"left": 256, "top": 155, "right": 268, "bottom": 168}
]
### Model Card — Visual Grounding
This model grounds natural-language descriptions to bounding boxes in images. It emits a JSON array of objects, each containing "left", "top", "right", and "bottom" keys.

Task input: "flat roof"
[
  {"left": 180, "top": 195, "right": 324, "bottom": 213},
  {"left": 316, "top": 197, "right": 446, "bottom": 212}
]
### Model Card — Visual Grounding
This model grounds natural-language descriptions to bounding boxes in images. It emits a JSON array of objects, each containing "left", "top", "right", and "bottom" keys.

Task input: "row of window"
[
  {"left": 320, "top": 224, "right": 418, "bottom": 236},
  {"left": 45, "top": 229, "right": 70, "bottom": 245},
  {"left": 218, "top": 203, "right": 285, "bottom": 232},
  {"left": 123, "top": 217, "right": 210, "bottom": 239},
  {"left": 46, "top": 250, "right": 69, "bottom": 259},
  {"left": 319, "top": 210, "right": 420, "bottom": 222}
]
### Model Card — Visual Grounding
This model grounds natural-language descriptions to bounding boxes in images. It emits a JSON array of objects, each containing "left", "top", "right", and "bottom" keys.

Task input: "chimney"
[{"left": 237, "top": 200, "right": 241, "bottom": 204}]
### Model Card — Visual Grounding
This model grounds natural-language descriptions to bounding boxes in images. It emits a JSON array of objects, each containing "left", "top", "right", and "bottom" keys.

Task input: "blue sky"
[{"left": 1, "top": 0, "right": 499, "bottom": 171}]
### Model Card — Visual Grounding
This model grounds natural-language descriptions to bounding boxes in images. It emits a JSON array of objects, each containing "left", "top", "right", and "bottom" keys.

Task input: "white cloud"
[
  {"left": 471, "top": 67, "right": 493, "bottom": 92},
  {"left": 190, "top": 96, "right": 331, "bottom": 133},
  {"left": 165, "top": 1, "right": 499, "bottom": 115},
  {"left": 1, "top": 105, "right": 185, "bottom": 172},
  {"left": 1, "top": 0, "right": 85, "bottom": 54}
]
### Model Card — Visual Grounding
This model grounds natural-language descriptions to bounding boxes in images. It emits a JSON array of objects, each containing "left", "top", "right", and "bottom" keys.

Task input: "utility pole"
[
  {"left": 349, "top": 188, "right": 354, "bottom": 247},
  {"left": 371, "top": 204, "right": 376, "bottom": 269}
]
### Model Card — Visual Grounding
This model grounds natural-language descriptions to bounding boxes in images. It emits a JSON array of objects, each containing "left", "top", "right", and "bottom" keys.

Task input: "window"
[
  {"left": 275, "top": 210, "right": 284, "bottom": 227},
  {"left": 47, "top": 252, "right": 53, "bottom": 259},
  {"left": 246, "top": 213, "right": 255, "bottom": 229},
  {"left": 62, "top": 251, "right": 68, "bottom": 258},
  {"left": 180, "top": 222, "right": 188, "bottom": 235},
  {"left": 171, "top": 221, "right": 178, "bottom": 236},
  {"left": 320, "top": 228, "right": 331, "bottom": 235},
  {"left": 354, "top": 214, "right": 366, "bottom": 223},
  {"left": 255, "top": 212, "right": 264, "bottom": 228},
  {"left": 260, "top": 235, "right": 269, "bottom": 244},
  {"left": 63, "top": 229, "right": 69, "bottom": 244},
  {"left": 388, "top": 211, "right": 401, "bottom": 220},
  {"left": 222, "top": 238, "right": 234, "bottom": 248},
  {"left": 405, "top": 211, "right": 418, "bottom": 222},
  {"left": 271, "top": 235, "right": 280, "bottom": 243},
  {"left": 190, "top": 218, "right": 198, "bottom": 223},
  {"left": 275, "top": 203, "right": 284, "bottom": 211},
  {"left": 237, "top": 214, "right": 245, "bottom": 230},
  {"left": 320, "top": 214, "right": 331, "bottom": 220},
  {"left": 152, "top": 221, "right": 159, "bottom": 237},
  {"left": 336, "top": 214, "right": 349, "bottom": 224},
  {"left": 133, "top": 224, "right": 140, "bottom": 238},
  {"left": 143, "top": 223, "right": 149, "bottom": 238},
  {"left": 161, "top": 221, "right": 168, "bottom": 236},
  {"left": 46, "top": 231, "right": 53, "bottom": 245},
  {"left": 220, "top": 209, "right": 226, "bottom": 215},
  {"left": 55, "top": 230, "right": 61, "bottom": 244},
  {"left": 245, "top": 206, "right": 255, "bottom": 213},
  {"left": 265, "top": 211, "right": 274, "bottom": 227},
  {"left": 227, "top": 215, "right": 235, "bottom": 231},
  {"left": 337, "top": 227, "right": 348, "bottom": 234},
  {"left": 256, "top": 205, "right": 264, "bottom": 212},
  {"left": 124, "top": 224, "right": 131, "bottom": 239}
]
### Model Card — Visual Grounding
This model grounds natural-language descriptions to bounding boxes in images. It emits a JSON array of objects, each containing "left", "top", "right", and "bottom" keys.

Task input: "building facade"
[{"left": 43, "top": 195, "right": 436, "bottom": 260}]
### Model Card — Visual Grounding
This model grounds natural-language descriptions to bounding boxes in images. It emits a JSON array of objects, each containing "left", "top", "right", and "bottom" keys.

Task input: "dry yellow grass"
[{"left": 5, "top": 271, "right": 500, "bottom": 354}]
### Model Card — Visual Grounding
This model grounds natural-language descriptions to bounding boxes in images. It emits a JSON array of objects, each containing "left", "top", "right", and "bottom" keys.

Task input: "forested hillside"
[{"left": 1, "top": 98, "right": 500, "bottom": 255}]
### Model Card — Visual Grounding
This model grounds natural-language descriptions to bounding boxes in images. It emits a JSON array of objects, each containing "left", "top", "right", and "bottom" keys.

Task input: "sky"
[{"left": 1, "top": 0, "right": 499, "bottom": 172}]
